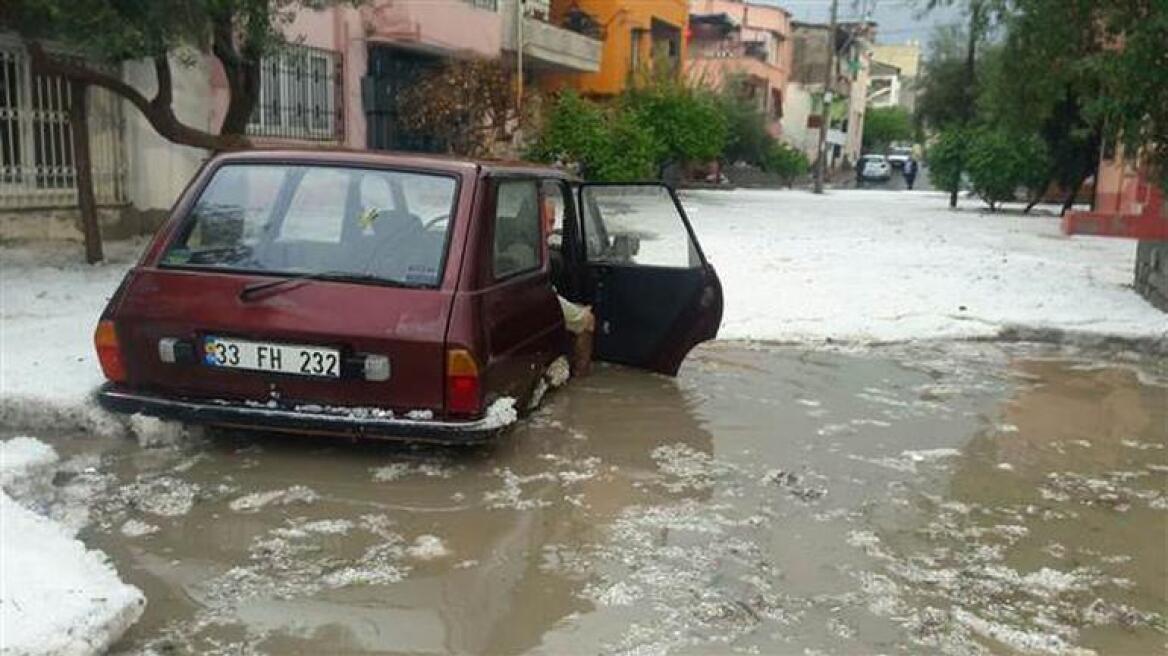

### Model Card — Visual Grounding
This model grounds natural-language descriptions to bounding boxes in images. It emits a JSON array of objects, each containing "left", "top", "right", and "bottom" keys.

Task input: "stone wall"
[{"left": 1134, "top": 240, "right": 1168, "bottom": 312}]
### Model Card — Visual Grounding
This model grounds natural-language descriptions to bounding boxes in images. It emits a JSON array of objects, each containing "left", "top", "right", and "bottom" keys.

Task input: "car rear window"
[{"left": 161, "top": 164, "right": 458, "bottom": 288}]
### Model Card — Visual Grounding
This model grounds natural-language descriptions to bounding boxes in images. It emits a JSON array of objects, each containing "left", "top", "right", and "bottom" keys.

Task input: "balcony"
[{"left": 501, "top": 0, "right": 602, "bottom": 73}]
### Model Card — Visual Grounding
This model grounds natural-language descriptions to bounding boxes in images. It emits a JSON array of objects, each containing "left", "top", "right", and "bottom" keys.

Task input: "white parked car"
[
  {"left": 886, "top": 146, "right": 913, "bottom": 168},
  {"left": 859, "top": 155, "right": 892, "bottom": 181}
]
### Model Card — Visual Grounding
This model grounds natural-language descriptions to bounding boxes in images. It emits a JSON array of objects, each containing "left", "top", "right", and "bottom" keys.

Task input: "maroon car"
[{"left": 94, "top": 150, "right": 722, "bottom": 442}]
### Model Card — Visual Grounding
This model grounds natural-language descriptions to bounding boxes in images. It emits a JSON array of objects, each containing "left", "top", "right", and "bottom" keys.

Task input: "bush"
[
  {"left": 762, "top": 142, "right": 810, "bottom": 187},
  {"left": 927, "top": 127, "right": 969, "bottom": 197},
  {"left": 965, "top": 128, "right": 1050, "bottom": 210}
]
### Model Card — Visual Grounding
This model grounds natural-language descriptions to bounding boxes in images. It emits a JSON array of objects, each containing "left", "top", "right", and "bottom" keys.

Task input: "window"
[
  {"left": 581, "top": 185, "right": 700, "bottom": 269},
  {"left": 248, "top": 45, "right": 342, "bottom": 141},
  {"left": 492, "top": 180, "right": 541, "bottom": 279},
  {"left": 164, "top": 164, "right": 458, "bottom": 288},
  {"left": 0, "top": 44, "right": 126, "bottom": 209}
]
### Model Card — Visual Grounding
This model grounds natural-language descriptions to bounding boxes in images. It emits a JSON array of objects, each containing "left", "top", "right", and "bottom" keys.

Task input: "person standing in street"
[{"left": 903, "top": 157, "right": 919, "bottom": 190}]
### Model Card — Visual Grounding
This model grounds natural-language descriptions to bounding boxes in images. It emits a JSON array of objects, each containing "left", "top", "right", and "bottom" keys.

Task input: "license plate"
[{"left": 203, "top": 336, "right": 340, "bottom": 378}]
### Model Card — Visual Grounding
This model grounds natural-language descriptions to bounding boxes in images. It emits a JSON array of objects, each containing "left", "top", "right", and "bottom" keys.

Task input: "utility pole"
[
  {"left": 516, "top": 0, "right": 525, "bottom": 110},
  {"left": 813, "top": 0, "right": 839, "bottom": 194},
  {"left": 951, "top": 0, "right": 981, "bottom": 208}
]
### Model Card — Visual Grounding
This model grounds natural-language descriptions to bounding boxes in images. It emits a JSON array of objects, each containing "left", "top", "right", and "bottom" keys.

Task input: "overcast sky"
[{"left": 756, "top": 0, "right": 965, "bottom": 45}]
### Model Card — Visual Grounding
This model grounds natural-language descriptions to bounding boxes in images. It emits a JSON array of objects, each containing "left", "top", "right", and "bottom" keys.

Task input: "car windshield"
[{"left": 161, "top": 164, "right": 458, "bottom": 288}]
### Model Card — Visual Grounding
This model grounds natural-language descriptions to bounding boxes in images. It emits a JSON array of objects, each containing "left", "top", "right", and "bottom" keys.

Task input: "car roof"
[{"left": 211, "top": 148, "right": 580, "bottom": 181}]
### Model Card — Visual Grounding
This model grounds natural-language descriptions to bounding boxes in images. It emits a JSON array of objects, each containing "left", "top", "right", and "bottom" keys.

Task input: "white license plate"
[{"left": 203, "top": 336, "right": 340, "bottom": 378}]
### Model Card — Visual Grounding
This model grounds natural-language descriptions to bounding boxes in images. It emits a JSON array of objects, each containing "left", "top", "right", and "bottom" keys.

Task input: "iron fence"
[
  {"left": 0, "top": 41, "right": 127, "bottom": 209},
  {"left": 247, "top": 44, "right": 344, "bottom": 142}
]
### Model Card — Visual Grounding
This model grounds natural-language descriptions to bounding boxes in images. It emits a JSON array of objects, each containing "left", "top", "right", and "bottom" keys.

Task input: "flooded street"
[{"left": 27, "top": 342, "right": 1167, "bottom": 655}]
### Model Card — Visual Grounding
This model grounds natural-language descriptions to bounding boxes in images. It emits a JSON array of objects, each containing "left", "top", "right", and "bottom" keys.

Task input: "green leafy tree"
[
  {"left": 1077, "top": 0, "right": 1168, "bottom": 188},
  {"left": 715, "top": 74, "right": 773, "bottom": 166},
  {"left": 622, "top": 76, "right": 728, "bottom": 167},
  {"left": 862, "top": 107, "right": 914, "bottom": 150},
  {"left": 915, "top": 23, "right": 986, "bottom": 132},
  {"left": 928, "top": 127, "right": 970, "bottom": 198},
  {"left": 965, "top": 127, "right": 1050, "bottom": 210},
  {"left": 528, "top": 91, "right": 659, "bottom": 182},
  {"left": 975, "top": 0, "right": 1101, "bottom": 214}
]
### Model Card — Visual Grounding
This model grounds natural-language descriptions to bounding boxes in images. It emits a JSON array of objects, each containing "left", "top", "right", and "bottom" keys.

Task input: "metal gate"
[
  {"left": 0, "top": 39, "right": 127, "bottom": 210},
  {"left": 362, "top": 46, "right": 445, "bottom": 153}
]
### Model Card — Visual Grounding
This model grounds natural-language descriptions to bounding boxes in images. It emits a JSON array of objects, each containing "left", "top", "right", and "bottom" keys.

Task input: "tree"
[
  {"left": 976, "top": 0, "right": 1102, "bottom": 214},
  {"left": 928, "top": 127, "right": 969, "bottom": 199},
  {"left": 396, "top": 59, "right": 530, "bottom": 158},
  {"left": 715, "top": 74, "right": 773, "bottom": 167},
  {"left": 527, "top": 91, "right": 660, "bottom": 182},
  {"left": 1080, "top": 0, "right": 1168, "bottom": 188},
  {"left": 992, "top": 0, "right": 1168, "bottom": 190},
  {"left": 920, "top": 0, "right": 994, "bottom": 207},
  {"left": 862, "top": 107, "right": 913, "bottom": 150},
  {"left": 762, "top": 142, "right": 810, "bottom": 187},
  {"left": 0, "top": 0, "right": 348, "bottom": 261},
  {"left": 964, "top": 127, "right": 1049, "bottom": 210},
  {"left": 621, "top": 75, "right": 728, "bottom": 170},
  {"left": 915, "top": 25, "right": 977, "bottom": 132}
]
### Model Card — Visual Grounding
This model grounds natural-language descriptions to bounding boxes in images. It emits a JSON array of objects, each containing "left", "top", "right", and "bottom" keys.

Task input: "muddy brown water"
[{"left": 27, "top": 342, "right": 1168, "bottom": 655}]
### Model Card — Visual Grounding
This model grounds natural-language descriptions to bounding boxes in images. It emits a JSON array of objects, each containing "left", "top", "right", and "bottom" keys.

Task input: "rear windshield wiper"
[{"left": 240, "top": 271, "right": 417, "bottom": 302}]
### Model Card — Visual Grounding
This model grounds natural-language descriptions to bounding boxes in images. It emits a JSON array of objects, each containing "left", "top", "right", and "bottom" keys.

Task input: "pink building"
[
  {"left": 210, "top": 1, "right": 503, "bottom": 152},
  {"left": 687, "top": 0, "right": 793, "bottom": 137}
]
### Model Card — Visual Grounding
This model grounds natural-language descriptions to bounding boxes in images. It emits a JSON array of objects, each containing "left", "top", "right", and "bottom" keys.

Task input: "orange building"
[
  {"left": 1063, "top": 146, "right": 1166, "bottom": 241},
  {"left": 548, "top": 0, "right": 689, "bottom": 95}
]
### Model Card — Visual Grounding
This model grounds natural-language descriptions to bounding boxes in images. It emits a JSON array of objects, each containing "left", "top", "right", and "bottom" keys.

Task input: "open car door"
[{"left": 578, "top": 183, "right": 723, "bottom": 376}]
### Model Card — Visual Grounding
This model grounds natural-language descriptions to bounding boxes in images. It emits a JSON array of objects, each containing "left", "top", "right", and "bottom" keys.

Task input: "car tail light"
[
  {"left": 94, "top": 320, "right": 127, "bottom": 383},
  {"left": 446, "top": 348, "right": 481, "bottom": 416}
]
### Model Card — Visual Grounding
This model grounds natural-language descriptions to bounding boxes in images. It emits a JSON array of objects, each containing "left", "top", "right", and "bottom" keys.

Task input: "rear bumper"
[{"left": 97, "top": 384, "right": 505, "bottom": 443}]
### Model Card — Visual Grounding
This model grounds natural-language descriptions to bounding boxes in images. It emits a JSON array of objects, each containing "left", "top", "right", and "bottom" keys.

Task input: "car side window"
[
  {"left": 492, "top": 179, "right": 541, "bottom": 279},
  {"left": 540, "top": 180, "right": 569, "bottom": 249},
  {"left": 580, "top": 184, "right": 701, "bottom": 269}
]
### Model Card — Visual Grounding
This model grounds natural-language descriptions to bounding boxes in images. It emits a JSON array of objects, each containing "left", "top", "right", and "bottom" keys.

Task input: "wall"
[
  {"left": 871, "top": 42, "right": 920, "bottom": 113},
  {"left": 361, "top": 0, "right": 502, "bottom": 57},
  {"left": 548, "top": 0, "right": 689, "bottom": 95},
  {"left": 779, "top": 82, "right": 816, "bottom": 160},
  {"left": 870, "top": 43, "right": 920, "bottom": 78},
  {"left": 1135, "top": 241, "right": 1168, "bottom": 313},
  {"left": 123, "top": 54, "right": 215, "bottom": 219}
]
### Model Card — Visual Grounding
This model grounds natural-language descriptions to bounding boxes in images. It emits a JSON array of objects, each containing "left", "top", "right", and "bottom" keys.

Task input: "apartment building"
[{"left": 687, "top": 0, "right": 793, "bottom": 137}]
